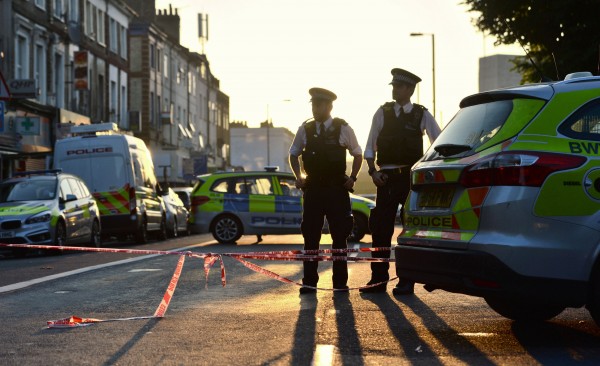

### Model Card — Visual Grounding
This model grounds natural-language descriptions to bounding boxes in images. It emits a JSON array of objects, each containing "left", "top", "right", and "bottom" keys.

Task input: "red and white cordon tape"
[{"left": 0, "top": 243, "right": 395, "bottom": 328}]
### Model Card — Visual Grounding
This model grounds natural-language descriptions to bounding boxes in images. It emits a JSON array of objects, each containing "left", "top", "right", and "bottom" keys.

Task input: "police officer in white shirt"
[
  {"left": 360, "top": 68, "right": 441, "bottom": 295},
  {"left": 289, "top": 87, "right": 363, "bottom": 294}
]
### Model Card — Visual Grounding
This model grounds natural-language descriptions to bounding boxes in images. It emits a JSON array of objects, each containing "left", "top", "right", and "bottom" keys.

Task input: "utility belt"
[{"left": 305, "top": 174, "right": 346, "bottom": 188}]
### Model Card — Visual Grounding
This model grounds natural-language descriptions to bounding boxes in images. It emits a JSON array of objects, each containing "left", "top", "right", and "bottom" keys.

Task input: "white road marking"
[
  {"left": 128, "top": 269, "right": 163, "bottom": 272},
  {"left": 312, "top": 344, "right": 335, "bottom": 366},
  {"left": 0, "top": 243, "right": 204, "bottom": 294}
]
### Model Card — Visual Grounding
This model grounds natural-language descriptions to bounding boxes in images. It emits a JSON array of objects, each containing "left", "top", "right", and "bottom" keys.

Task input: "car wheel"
[
  {"left": 48, "top": 221, "right": 67, "bottom": 256},
  {"left": 212, "top": 215, "right": 243, "bottom": 244},
  {"left": 90, "top": 219, "right": 102, "bottom": 248},
  {"left": 184, "top": 221, "right": 192, "bottom": 236},
  {"left": 348, "top": 213, "right": 367, "bottom": 242},
  {"left": 156, "top": 216, "right": 168, "bottom": 241},
  {"left": 485, "top": 296, "right": 565, "bottom": 322},
  {"left": 169, "top": 217, "right": 178, "bottom": 238},
  {"left": 135, "top": 217, "right": 148, "bottom": 244}
]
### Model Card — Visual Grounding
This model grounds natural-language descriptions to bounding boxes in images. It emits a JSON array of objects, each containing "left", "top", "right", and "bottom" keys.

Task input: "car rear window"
[{"left": 425, "top": 98, "right": 545, "bottom": 159}]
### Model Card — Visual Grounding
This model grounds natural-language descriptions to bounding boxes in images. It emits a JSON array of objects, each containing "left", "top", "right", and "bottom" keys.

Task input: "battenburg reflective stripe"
[{"left": 92, "top": 184, "right": 130, "bottom": 215}]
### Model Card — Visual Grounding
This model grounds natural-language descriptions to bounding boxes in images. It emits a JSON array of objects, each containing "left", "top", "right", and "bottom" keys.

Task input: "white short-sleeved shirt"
[
  {"left": 289, "top": 117, "right": 363, "bottom": 157},
  {"left": 363, "top": 102, "right": 441, "bottom": 168}
]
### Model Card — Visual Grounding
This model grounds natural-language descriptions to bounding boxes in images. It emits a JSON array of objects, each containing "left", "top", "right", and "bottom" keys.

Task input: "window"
[
  {"left": 559, "top": 98, "right": 600, "bottom": 140},
  {"left": 121, "top": 86, "right": 127, "bottom": 128},
  {"left": 110, "top": 81, "right": 117, "bottom": 119},
  {"left": 35, "top": 0, "right": 46, "bottom": 10},
  {"left": 62, "top": 156, "right": 127, "bottom": 192},
  {"left": 67, "top": 178, "right": 84, "bottom": 199},
  {"left": 34, "top": 42, "right": 47, "bottom": 104},
  {"left": 150, "top": 43, "right": 155, "bottom": 69},
  {"left": 59, "top": 179, "right": 72, "bottom": 200},
  {"left": 157, "top": 49, "right": 161, "bottom": 72},
  {"left": 85, "top": 2, "right": 94, "bottom": 38},
  {"left": 15, "top": 32, "right": 30, "bottom": 79},
  {"left": 97, "top": 74, "right": 104, "bottom": 119},
  {"left": 69, "top": 0, "right": 78, "bottom": 22},
  {"left": 77, "top": 179, "right": 90, "bottom": 197},
  {"left": 211, "top": 178, "right": 234, "bottom": 193},
  {"left": 53, "top": 0, "right": 64, "bottom": 20},
  {"left": 278, "top": 176, "right": 302, "bottom": 197},
  {"left": 54, "top": 52, "right": 65, "bottom": 108},
  {"left": 163, "top": 54, "right": 169, "bottom": 78},
  {"left": 109, "top": 18, "right": 117, "bottom": 52},
  {"left": 119, "top": 25, "right": 127, "bottom": 59},
  {"left": 96, "top": 8, "right": 105, "bottom": 45},
  {"left": 150, "top": 92, "right": 155, "bottom": 126}
]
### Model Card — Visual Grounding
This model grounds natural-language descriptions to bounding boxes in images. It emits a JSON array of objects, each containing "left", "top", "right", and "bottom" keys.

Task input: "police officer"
[
  {"left": 360, "top": 68, "right": 441, "bottom": 295},
  {"left": 289, "top": 87, "right": 363, "bottom": 294}
]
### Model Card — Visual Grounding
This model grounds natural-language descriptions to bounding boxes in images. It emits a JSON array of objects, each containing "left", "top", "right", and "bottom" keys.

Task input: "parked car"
[
  {"left": 162, "top": 187, "right": 190, "bottom": 237},
  {"left": 0, "top": 169, "right": 102, "bottom": 255},
  {"left": 172, "top": 187, "right": 193, "bottom": 211},
  {"left": 190, "top": 170, "right": 375, "bottom": 243},
  {"left": 394, "top": 71, "right": 600, "bottom": 326}
]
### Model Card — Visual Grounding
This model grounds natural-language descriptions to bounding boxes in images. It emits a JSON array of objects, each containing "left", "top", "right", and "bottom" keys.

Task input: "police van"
[{"left": 53, "top": 123, "right": 166, "bottom": 243}]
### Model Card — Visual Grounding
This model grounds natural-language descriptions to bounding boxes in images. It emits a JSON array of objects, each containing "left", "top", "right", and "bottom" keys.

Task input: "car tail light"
[
  {"left": 191, "top": 196, "right": 210, "bottom": 213},
  {"left": 459, "top": 151, "right": 586, "bottom": 188},
  {"left": 129, "top": 186, "right": 137, "bottom": 213}
]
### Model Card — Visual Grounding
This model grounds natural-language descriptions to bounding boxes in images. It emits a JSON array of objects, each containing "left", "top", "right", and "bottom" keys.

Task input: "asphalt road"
[{"left": 2, "top": 233, "right": 600, "bottom": 365}]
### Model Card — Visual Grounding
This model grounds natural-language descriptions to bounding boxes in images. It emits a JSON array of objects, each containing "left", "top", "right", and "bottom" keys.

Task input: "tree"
[{"left": 463, "top": 0, "right": 600, "bottom": 83}]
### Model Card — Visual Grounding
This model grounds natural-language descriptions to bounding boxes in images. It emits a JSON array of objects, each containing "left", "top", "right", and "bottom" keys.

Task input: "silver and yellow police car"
[
  {"left": 0, "top": 170, "right": 101, "bottom": 255},
  {"left": 190, "top": 169, "right": 375, "bottom": 243},
  {"left": 395, "top": 71, "right": 600, "bottom": 327}
]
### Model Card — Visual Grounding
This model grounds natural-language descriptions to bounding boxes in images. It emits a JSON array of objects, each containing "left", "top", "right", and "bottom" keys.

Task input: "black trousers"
[
  {"left": 301, "top": 184, "right": 353, "bottom": 288},
  {"left": 368, "top": 168, "right": 411, "bottom": 282}
]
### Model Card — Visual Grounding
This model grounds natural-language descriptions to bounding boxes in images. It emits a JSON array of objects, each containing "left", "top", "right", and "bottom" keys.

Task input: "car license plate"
[
  {"left": 0, "top": 231, "right": 15, "bottom": 238},
  {"left": 418, "top": 186, "right": 455, "bottom": 208}
]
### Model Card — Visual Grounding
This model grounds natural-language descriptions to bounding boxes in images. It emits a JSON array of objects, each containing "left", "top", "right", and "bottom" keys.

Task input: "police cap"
[
  {"left": 309, "top": 87, "right": 337, "bottom": 102},
  {"left": 389, "top": 68, "right": 422, "bottom": 86}
]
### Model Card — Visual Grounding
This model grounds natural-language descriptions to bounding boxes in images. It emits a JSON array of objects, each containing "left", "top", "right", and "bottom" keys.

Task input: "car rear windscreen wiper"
[{"left": 434, "top": 144, "right": 472, "bottom": 157}]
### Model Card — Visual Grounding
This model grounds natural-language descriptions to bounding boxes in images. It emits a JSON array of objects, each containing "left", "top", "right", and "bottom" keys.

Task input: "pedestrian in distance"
[
  {"left": 360, "top": 68, "right": 441, "bottom": 295},
  {"left": 289, "top": 87, "right": 363, "bottom": 294}
]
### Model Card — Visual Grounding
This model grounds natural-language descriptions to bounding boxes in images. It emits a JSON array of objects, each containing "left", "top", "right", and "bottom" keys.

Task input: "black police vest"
[
  {"left": 376, "top": 102, "right": 425, "bottom": 166},
  {"left": 301, "top": 118, "right": 347, "bottom": 179}
]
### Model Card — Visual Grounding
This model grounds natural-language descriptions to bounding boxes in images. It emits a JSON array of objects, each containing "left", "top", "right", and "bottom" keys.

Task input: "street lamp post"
[
  {"left": 266, "top": 104, "right": 271, "bottom": 166},
  {"left": 410, "top": 32, "right": 436, "bottom": 120}
]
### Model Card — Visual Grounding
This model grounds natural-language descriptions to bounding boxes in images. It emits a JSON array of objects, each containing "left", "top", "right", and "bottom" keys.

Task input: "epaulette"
[
  {"left": 332, "top": 118, "right": 348, "bottom": 127},
  {"left": 381, "top": 101, "right": 395, "bottom": 111}
]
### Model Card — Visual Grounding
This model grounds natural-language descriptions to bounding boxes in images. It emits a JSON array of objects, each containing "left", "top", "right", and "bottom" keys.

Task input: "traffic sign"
[{"left": 0, "top": 71, "right": 10, "bottom": 100}]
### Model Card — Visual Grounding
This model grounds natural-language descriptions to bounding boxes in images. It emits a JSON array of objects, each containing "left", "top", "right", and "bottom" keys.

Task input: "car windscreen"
[
  {"left": 0, "top": 180, "right": 57, "bottom": 202},
  {"left": 424, "top": 97, "right": 546, "bottom": 159},
  {"left": 59, "top": 156, "right": 128, "bottom": 192}
]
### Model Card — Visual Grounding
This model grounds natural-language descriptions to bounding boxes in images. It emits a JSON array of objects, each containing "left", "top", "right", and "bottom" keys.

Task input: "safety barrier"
[{"left": 0, "top": 243, "right": 397, "bottom": 328}]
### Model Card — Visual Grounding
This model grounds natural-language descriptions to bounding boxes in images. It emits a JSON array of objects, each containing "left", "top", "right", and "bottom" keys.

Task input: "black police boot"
[
  {"left": 359, "top": 280, "right": 387, "bottom": 293},
  {"left": 392, "top": 280, "right": 415, "bottom": 296},
  {"left": 299, "top": 287, "right": 316, "bottom": 294}
]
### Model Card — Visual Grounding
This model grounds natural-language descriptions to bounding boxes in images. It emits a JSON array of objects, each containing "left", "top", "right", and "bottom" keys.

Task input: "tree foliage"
[{"left": 463, "top": 0, "right": 600, "bottom": 83}]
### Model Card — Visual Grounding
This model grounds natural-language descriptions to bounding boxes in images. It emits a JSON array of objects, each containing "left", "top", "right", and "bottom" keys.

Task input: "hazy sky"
[{"left": 155, "top": 0, "right": 523, "bottom": 143}]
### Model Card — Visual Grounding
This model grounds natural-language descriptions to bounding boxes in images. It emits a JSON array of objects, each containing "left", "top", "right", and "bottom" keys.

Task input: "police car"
[
  {"left": 395, "top": 71, "right": 600, "bottom": 326},
  {"left": 0, "top": 170, "right": 101, "bottom": 255},
  {"left": 190, "top": 169, "right": 375, "bottom": 243}
]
